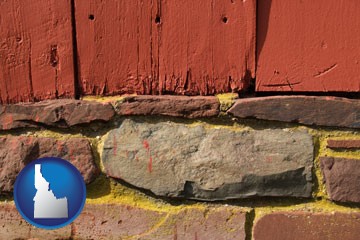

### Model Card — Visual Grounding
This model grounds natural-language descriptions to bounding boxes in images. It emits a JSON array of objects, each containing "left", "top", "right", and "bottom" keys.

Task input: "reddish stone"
[
  {"left": 327, "top": 140, "right": 360, "bottom": 149},
  {"left": 0, "top": 203, "right": 71, "bottom": 239},
  {"left": 253, "top": 212, "right": 360, "bottom": 240},
  {"left": 228, "top": 96, "right": 360, "bottom": 129},
  {"left": 0, "top": 0, "right": 75, "bottom": 104},
  {"left": 72, "top": 204, "right": 246, "bottom": 240},
  {"left": 320, "top": 157, "right": 360, "bottom": 203},
  {"left": 0, "top": 99, "right": 115, "bottom": 130},
  {"left": 114, "top": 95, "right": 220, "bottom": 118},
  {"left": 0, "top": 136, "right": 98, "bottom": 192},
  {"left": 257, "top": 0, "right": 360, "bottom": 92}
]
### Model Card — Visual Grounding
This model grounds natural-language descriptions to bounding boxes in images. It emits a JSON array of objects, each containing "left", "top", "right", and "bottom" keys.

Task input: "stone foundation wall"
[{"left": 0, "top": 94, "right": 359, "bottom": 239}]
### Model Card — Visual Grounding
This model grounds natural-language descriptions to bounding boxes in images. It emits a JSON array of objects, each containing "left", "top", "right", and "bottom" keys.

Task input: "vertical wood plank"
[
  {"left": 75, "top": 0, "right": 255, "bottom": 96},
  {"left": 159, "top": 0, "right": 256, "bottom": 95},
  {"left": 257, "top": 0, "right": 360, "bottom": 92},
  {"left": 0, "top": 0, "right": 75, "bottom": 103},
  {"left": 75, "top": 0, "right": 155, "bottom": 96}
]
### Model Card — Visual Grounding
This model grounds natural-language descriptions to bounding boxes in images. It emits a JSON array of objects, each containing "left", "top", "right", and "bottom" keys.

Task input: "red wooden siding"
[
  {"left": 74, "top": 0, "right": 155, "bottom": 95},
  {"left": 0, "top": 0, "right": 75, "bottom": 104},
  {"left": 0, "top": 0, "right": 359, "bottom": 104},
  {"left": 75, "top": 0, "right": 256, "bottom": 96},
  {"left": 158, "top": 0, "right": 256, "bottom": 95},
  {"left": 257, "top": 0, "right": 360, "bottom": 92}
]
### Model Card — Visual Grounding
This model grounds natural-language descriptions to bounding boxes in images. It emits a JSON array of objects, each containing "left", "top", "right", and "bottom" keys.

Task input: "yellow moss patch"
[
  {"left": 306, "top": 129, "right": 360, "bottom": 199},
  {"left": 81, "top": 95, "right": 130, "bottom": 103},
  {"left": 216, "top": 93, "right": 239, "bottom": 112},
  {"left": 320, "top": 134, "right": 360, "bottom": 159},
  {"left": 86, "top": 175, "right": 205, "bottom": 213}
]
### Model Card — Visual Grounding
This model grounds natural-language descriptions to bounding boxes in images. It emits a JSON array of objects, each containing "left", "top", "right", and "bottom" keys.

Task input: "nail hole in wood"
[
  {"left": 89, "top": 14, "right": 95, "bottom": 20},
  {"left": 222, "top": 17, "right": 228, "bottom": 23},
  {"left": 155, "top": 15, "right": 161, "bottom": 24}
]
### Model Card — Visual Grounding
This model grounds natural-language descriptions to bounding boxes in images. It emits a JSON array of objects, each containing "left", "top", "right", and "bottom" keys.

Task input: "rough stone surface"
[
  {"left": 102, "top": 119, "right": 313, "bottom": 200},
  {"left": 72, "top": 204, "right": 246, "bottom": 240},
  {"left": 0, "top": 203, "right": 71, "bottom": 239},
  {"left": 0, "top": 136, "right": 98, "bottom": 192},
  {"left": 228, "top": 96, "right": 360, "bottom": 129},
  {"left": 253, "top": 212, "right": 360, "bottom": 240},
  {"left": 0, "top": 99, "right": 115, "bottom": 130},
  {"left": 113, "top": 95, "right": 220, "bottom": 118},
  {"left": 320, "top": 157, "right": 360, "bottom": 203},
  {"left": 327, "top": 139, "right": 360, "bottom": 149}
]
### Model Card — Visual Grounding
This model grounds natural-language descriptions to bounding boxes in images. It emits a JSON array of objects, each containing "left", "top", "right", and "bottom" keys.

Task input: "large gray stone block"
[{"left": 102, "top": 119, "right": 313, "bottom": 200}]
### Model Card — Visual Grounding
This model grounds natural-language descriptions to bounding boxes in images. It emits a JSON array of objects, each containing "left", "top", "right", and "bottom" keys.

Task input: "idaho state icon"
[{"left": 14, "top": 157, "right": 86, "bottom": 229}]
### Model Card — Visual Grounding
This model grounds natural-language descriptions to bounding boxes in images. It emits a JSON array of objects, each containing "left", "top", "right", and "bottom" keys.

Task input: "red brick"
[
  {"left": 72, "top": 204, "right": 167, "bottom": 239},
  {"left": 113, "top": 95, "right": 220, "bottom": 118},
  {"left": 327, "top": 140, "right": 360, "bottom": 149},
  {"left": 1, "top": 203, "right": 246, "bottom": 239},
  {"left": 320, "top": 157, "right": 360, "bottom": 203},
  {"left": 146, "top": 207, "right": 246, "bottom": 240},
  {"left": 257, "top": 0, "right": 360, "bottom": 92},
  {"left": 253, "top": 212, "right": 360, "bottom": 240},
  {"left": 0, "top": 203, "right": 71, "bottom": 239},
  {"left": 228, "top": 96, "right": 360, "bottom": 129},
  {"left": 72, "top": 204, "right": 247, "bottom": 240}
]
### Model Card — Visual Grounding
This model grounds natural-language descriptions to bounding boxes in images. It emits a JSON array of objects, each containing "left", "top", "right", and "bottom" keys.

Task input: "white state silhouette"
[{"left": 33, "top": 164, "right": 68, "bottom": 218}]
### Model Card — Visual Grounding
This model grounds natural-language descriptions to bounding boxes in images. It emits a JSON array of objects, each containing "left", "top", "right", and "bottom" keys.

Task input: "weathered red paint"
[
  {"left": 143, "top": 140, "right": 153, "bottom": 173},
  {"left": 0, "top": 0, "right": 75, "bottom": 103},
  {"left": 257, "top": 0, "right": 360, "bottom": 92},
  {"left": 143, "top": 140, "right": 150, "bottom": 150},
  {"left": 75, "top": 0, "right": 256, "bottom": 96},
  {"left": 158, "top": 0, "right": 256, "bottom": 95},
  {"left": 148, "top": 156, "right": 153, "bottom": 173},
  {"left": 75, "top": 0, "right": 154, "bottom": 96}
]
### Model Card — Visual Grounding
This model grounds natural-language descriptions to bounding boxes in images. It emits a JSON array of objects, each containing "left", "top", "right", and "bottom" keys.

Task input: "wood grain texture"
[
  {"left": 0, "top": 0, "right": 75, "bottom": 103},
  {"left": 257, "top": 0, "right": 360, "bottom": 92},
  {"left": 75, "top": 0, "right": 155, "bottom": 96},
  {"left": 75, "top": 0, "right": 256, "bottom": 96},
  {"left": 158, "top": 0, "right": 256, "bottom": 95}
]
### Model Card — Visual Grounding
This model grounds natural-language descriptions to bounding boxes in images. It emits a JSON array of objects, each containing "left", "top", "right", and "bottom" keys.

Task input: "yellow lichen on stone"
[
  {"left": 81, "top": 95, "right": 130, "bottom": 103},
  {"left": 86, "top": 175, "right": 203, "bottom": 213},
  {"left": 216, "top": 93, "right": 239, "bottom": 112},
  {"left": 305, "top": 128, "right": 360, "bottom": 199}
]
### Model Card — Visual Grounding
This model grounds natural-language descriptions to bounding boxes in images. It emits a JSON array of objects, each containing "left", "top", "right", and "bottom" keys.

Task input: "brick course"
[{"left": 253, "top": 212, "right": 360, "bottom": 240}]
